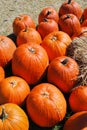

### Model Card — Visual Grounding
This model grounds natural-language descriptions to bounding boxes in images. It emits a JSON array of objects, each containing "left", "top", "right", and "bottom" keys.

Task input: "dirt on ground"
[{"left": 0, "top": 0, "right": 87, "bottom": 36}]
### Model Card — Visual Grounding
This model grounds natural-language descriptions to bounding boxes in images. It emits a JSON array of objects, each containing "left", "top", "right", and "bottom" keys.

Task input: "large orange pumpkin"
[
  {"left": 13, "top": 14, "right": 36, "bottom": 36},
  {"left": 16, "top": 27, "right": 42, "bottom": 46},
  {"left": 26, "top": 83, "right": 67, "bottom": 127},
  {"left": 0, "top": 76, "right": 30, "bottom": 106},
  {"left": 58, "top": 13, "right": 81, "bottom": 37},
  {"left": 0, "top": 103, "right": 29, "bottom": 130},
  {"left": 0, "top": 35, "right": 16, "bottom": 67},
  {"left": 47, "top": 56, "right": 79, "bottom": 93},
  {"left": 63, "top": 111, "right": 87, "bottom": 130},
  {"left": 37, "top": 18, "right": 59, "bottom": 39},
  {"left": 38, "top": 6, "right": 59, "bottom": 24},
  {"left": 12, "top": 43, "right": 49, "bottom": 85},
  {"left": 0, "top": 66, "right": 5, "bottom": 82},
  {"left": 69, "top": 86, "right": 87, "bottom": 112},
  {"left": 59, "top": 0, "right": 83, "bottom": 20},
  {"left": 41, "top": 31, "right": 72, "bottom": 61}
]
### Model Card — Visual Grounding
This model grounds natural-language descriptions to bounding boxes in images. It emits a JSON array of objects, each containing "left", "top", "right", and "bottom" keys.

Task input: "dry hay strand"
[{"left": 67, "top": 36, "right": 87, "bottom": 86}]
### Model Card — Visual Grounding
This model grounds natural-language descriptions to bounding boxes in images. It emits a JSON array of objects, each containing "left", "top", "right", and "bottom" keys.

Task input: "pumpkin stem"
[
  {"left": 64, "top": 14, "right": 71, "bottom": 21},
  {"left": 61, "top": 58, "right": 68, "bottom": 65},
  {"left": 68, "top": 0, "right": 71, "bottom": 4},
  {"left": 51, "top": 36, "right": 58, "bottom": 41},
  {"left": 9, "top": 81, "right": 17, "bottom": 88},
  {"left": 28, "top": 47, "right": 35, "bottom": 54},
  {"left": 23, "top": 24, "right": 29, "bottom": 32},
  {"left": 46, "top": 11, "right": 51, "bottom": 16},
  {"left": 0, "top": 106, "right": 8, "bottom": 121},
  {"left": 41, "top": 91, "right": 49, "bottom": 98},
  {"left": 43, "top": 18, "right": 48, "bottom": 22}
]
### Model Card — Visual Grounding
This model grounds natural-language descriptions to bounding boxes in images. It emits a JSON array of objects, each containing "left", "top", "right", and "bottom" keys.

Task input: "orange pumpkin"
[
  {"left": 47, "top": 56, "right": 79, "bottom": 93},
  {"left": 81, "top": 19, "right": 87, "bottom": 27},
  {"left": 26, "top": 83, "right": 67, "bottom": 127},
  {"left": 41, "top": 31, "right": 72, "bottom": 61},
  {"left": 0, "top": 76, "right": 30, "bottom": 106},
  {"left": 82, "top": 7, "right": 87, "bottom": 21},
  {"left": 59, "top": 0, "right": 83, "bottom": 20},
  {"left": 37, "top": 18, "right": 59, "bottom": 39},
  {"left": 16, "top": 27, "right": 42, "bottom": 46},
  {"left": 12, "top": 43, "right": 49, "bottom": 85},
  {"left": 38, "top": 6, "right": 59, "bottom": 24},
  {"left": 0, "top": 103, "right": 29, "bottom": 130},
  {"left": 0, "top": 35, "right": 16, "bottom": 67},
  {"left": 0, "top": 66, "right": 5, "bottom": 82},
  {"left": 69, "top": 86, "right": 87, "bottom": 112},
  {"left": 13, "top": 14, "right": 36, "bottom": 36},
  {"left": 63, "top": 111, "right": 87, "bottom": 130},
  {"left": 58, "top": 13, "right": 81, "bottom": 37}
]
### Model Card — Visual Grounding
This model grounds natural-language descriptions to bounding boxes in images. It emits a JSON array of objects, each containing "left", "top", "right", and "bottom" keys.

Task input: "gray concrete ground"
[{"left": 0, "top": 0, "right": 87, "bottom": 35}]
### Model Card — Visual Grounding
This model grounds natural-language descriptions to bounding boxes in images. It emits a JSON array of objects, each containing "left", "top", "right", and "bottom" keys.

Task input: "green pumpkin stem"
[
  {"left": 68, "top": 0, "right": 71, "bottom": 4},
  {"left": 61, "top": 58, "right": 68, "bottom": 65},
  {"left": 0, "top": 106, "right": 8, "bottom": 121}
]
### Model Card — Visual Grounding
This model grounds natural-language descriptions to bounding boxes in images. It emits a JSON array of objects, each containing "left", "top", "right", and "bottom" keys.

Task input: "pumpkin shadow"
[{"left": 7, "top": 33, "right": 17, "bottom": 46}]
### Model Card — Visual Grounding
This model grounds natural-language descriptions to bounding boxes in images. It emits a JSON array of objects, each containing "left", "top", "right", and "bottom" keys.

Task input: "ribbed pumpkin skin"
[
  {"left": 26, "top": 83, "right": 67, "bottom": 127},
  {"left": 0, "top": 66, "right": 5, "bottom": 82},
  {"left": 47, "top": 56, "right": 79, "bottom": 93},
  {"left": 58, "top": 14, "right": 81, "bottom": 37},
  {"left": 63, "top": 111, "right": 87, "bottom": 130},
  {"left": 38, "top": 6, "right": 59, "bottom": 24},
  {"left": 16, "top": 27, "right": 42, "bottom": 46},
  {"left": 59, "top": 0, "right": 83, "bottom": 20},
  {"left": 69, "top": 86, "right": 87, "bottom": 112},
  {"left": 0, "top": 35, "right": 16, "bottom": 67},
  {"left": 0, "top": 76, "right": 30, "bottom": 106},
  {"left": 12, "top": 43, "right": 49, "bottom": 85},
  {"left": 0, "top": 103, "right": 29, "bottom": 130},
  {"left": 13, "top": 14, "right": 36, "bottom": 36},
  {"left": 41, "top": 31, "right": 72, "bottom": 61}
]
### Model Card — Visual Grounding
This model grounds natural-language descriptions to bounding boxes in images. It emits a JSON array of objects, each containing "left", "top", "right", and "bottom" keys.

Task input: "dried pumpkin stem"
[
  {"left": 43, "top": 18, "right": 48, "bottom": 22},
  {"left": 46, "top": 11, "right": 51, "bottom": 16},
  {"left": 68, "top": 0, "right": 71, "bottom": 4},
  {"left": 0, "top": 106, "right": 8, "bottom": 121},
  {"left": 64, "top": 14, "right": 71, "bottom": 21},
  {"left": 61, "top": 58, "right": 68, "bottom": 65}
]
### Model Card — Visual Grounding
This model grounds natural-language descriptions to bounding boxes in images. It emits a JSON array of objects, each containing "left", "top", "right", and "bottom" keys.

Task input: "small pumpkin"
[
  {"left": 13, "top": 14, "right": 36, "bottom": 36},
  {"left": 0, "top": 66, "right": 5, "bottom": 82},
  {"left": 38, "top": 6, "right": 59, "bottom": 24},
  {"left": 26, "top": 83, "right": 67, "bottom": 127},
  {"left": 41, "top": 31, "right": 72, "bottom": 61},
  {"left": 69, "top": 86, "right": 87, "bottom": 112},
  {"left": 12, "top": 43, "right": 49, "bottom": 85},
  {"left": 0, "top": 76, "right": 30, "bottom": 106},
  {"left": 47, "top": 56, "right": 79, "bottom": 93},
  {"left": 59, "top": 0, "right": 83, "bottom": 20},
  {"left": 63, "top": 111, "right": 87, "bottom": 130},
  {"left": 16, "top": 27, "right": 42, "bottom": 46},
  {"left": 58, "top": 13, "right": 81, "bottom": 37},
  {"left": 37, "top": 18, "right": 59, "bottom": 39},
  {"left": 0, "top": 35, "right": 16, "bottom": 67},
  {"left": 0, "top": 103, "right": 29, "bottom": 130}
]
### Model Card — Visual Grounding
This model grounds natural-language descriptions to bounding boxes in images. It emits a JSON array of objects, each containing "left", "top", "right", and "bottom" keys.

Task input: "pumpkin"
[
  {"left": 13, "top": 14, "right": 36, "bottom": 36},
  {"left": 63, "top": 111, "right": 87, "bottom": 130},
  {"left": 16, "top": 27, "right": 42, "bottom": 46},
  {"left": 12, "top": 43, "right": 49, "bottom": 85},
  {"left": 58, "top": 0, "right": 83, "bottom": 20},
  {"left": 38, "top": 6, "right": 59, "bottom": 24},
  {"left": 26, "top": 83, "right": 67, "bottom": 127},
  {"left": 0, "top": 66, "right": 5, "bottom": 82},
  {"left": 69, "top": 86, "right": 87, "bottom": 112},
  {"left": 0, "top": 35, "right": 16, "bottom": 67},
  {"left": 37, "top": 18, "right": 59, "bottom": 39},
  {"left": 0, "top": 103, "right": 29, "bottom": 130},
  {"left": 81, "top": 19, "right": 87, "bottom": 27},
  {"left": 0, "top": 76, "right": 30, "bottom": 106},
  {"left": 58, "top": 13, "right": 81, "bottom": 37},
  {"left": 47, "top": 56, "right": 79, "bottom": 93},
  {"left": 41, "top": 31, "right": 72, "bottom": 61},
  {"left": 82, "top": 7, "right": 87, "bottom": 21}
]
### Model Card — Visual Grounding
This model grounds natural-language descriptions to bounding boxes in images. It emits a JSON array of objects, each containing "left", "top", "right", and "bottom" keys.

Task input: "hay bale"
[{"left": 67, "top": 36, "right": 87, "bottom": 86}]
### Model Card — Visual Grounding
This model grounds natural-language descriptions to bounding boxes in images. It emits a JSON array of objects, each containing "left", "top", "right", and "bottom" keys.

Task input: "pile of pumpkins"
[{"left": 0, "top": 0, "right": 87, "bottom": 130}]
